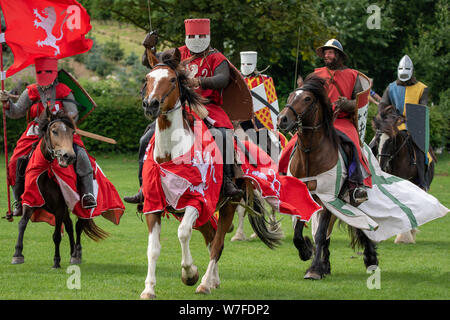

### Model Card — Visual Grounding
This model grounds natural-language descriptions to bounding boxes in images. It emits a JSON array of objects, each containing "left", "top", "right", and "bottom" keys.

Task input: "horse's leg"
[
  {"left": 52, "top": 211, "right": 64, "bottom": 269},
  {"left": 197, "top": 221, "right": 219, "bottom": 288},
  {"left": 292, "top": 217, "right": 314, "bottom": 261},
  {"left": 140, "top": 213, "right": 162, "bottom": 300},
  {"left": 304, "top": 209, "right": 332, "bottom": 280},
  {"left": 356, "top": 229, "right": 378, "bottom": 269},
  {"left": 12, "top": 205, "right": 34, "bottom": 264},
  {"left": 196, "top": 201, "right": 237, "bottom": 294},
  {"left": 73, "top": 219, "right": 84, "bottom": 264},
  {"left": 179, "top": 206, "right": 200, "bottom": 286},
  {"left": 61, "top": 213, "right": 77, "bottom": 265},
  {"left": 231, "top": 201, "right": 248, "bottom": 241}
]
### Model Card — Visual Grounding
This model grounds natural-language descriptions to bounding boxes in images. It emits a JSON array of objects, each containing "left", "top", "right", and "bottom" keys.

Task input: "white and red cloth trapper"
[
  {"left": 21, "top": 140, "right": 125, "bottom": 226},
  {"left": 142, "top": 107, "right": 321, "bottom": 229},
  {"left": 142, "top": 108, "right": 223, "bottom": 229}
]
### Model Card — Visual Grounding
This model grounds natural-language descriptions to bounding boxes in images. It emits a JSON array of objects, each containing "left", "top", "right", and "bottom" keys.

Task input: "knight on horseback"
[
  {"left": 376, "top": 54, "right": 432, "bottom": 190},
  {"left": 0, "top": 57, "right": 97, "bottom": 217},
  {"left": 124, "top": 18, "right": 245, "bottom": 205},
  {"left": 279, "top": 39, "right": 372, "bottom": 205},
  {"left": 238, "top": 50, "right": 287, "bottom": 159}
]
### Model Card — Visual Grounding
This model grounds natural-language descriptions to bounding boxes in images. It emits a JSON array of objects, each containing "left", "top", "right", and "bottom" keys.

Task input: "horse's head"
[
  {"left": 142, "top": 48, "right": 182, "bottom": 118},
  {"left": 372, "top": 105, "right": 406, "bottom": 171},
  {"left": 277, "top": 74, "right": 334, "bottom": 138},
  {"left": 39, "top": 108, "right": 76, "bottom": 168}
]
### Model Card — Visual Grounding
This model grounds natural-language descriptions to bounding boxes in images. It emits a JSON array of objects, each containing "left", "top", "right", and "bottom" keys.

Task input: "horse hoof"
[
  {"left": 70, "top": 257, "right": 82, "bottom": 265},
  {"left": 182, "top": 268, "right": 199, "bottom": 286},
  {"left": 52, "top": 264, "right": 61, "bottom": 269},
  {"left": 195, "top": 284, "right": 211, "bottom": 295},
  {"left": 231, "top": 233, "right": 247, "bottom": 241},
  {"left": 11, "top": 256, "right": 24, "bottom": 264},
  {"left": 304, "top": 271, "right": 322, "bottom": 280},
  {"left": 140, "top": 292, "right": 156, "bottom": 300}
]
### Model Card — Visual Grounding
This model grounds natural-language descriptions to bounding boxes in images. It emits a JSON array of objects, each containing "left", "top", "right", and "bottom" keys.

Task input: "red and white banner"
[{"left": 0, "top": 0, "right": 93, "bottom": 77}]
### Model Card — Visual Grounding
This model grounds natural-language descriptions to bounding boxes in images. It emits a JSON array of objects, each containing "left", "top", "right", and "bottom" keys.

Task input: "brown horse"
[
  {"left": 139, "top": 48, "right": 280, "bottom": 299},
  {"left": 11, "top": 108, "right": 107, "bottom": 268},
  {"left": 277, "top": 74, "right": 378, "bottom": 279}
]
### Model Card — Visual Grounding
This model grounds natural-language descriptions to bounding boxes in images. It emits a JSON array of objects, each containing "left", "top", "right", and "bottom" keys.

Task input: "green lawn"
[{"left": 0, "top": 153, "right": 448, "bottom": 300}]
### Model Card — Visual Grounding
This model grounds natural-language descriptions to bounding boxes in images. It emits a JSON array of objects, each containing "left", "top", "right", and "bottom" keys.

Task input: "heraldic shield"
[
  {"left": 405, "top": 103, "right": 429, "bottom": 155},
  {"left": 58, "top": 69, "right": 96, "bottom": 124},
  {"left": 355, "top": 72, "right": 372, "bottom": 142},
  {"left": 222, "top": 61, "right": 254, "bottom": 121}
]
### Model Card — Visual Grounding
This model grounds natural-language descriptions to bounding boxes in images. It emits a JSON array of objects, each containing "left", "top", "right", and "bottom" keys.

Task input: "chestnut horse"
[
  {"left": 139, "top": 48, "right": 280, "bottom": 299},
  {"left": 277, "top": 74, "right": 378, "bottom": 279},
  {"left": 11, "top": 109, "right": 107, "bottom": 268}
]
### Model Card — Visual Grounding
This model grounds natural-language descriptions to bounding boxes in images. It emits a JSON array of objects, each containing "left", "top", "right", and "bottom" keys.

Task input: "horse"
[
  {"left": 277, "top": 74, "right": 378, "bottom": 280},
  {"left": 371, "top": 105, "right": 436, "bottom": 243},
  {"left": 139, "top": 48, "right": 280, "bottom": 299},
  {"left": 11, "top": 108, "right": 108, "bottom": 269}
]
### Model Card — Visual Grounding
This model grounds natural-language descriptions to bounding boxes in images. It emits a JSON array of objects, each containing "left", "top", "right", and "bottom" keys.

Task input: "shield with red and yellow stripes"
[{"left": 244, "top": 75, "right": 279, "bottom": 131}]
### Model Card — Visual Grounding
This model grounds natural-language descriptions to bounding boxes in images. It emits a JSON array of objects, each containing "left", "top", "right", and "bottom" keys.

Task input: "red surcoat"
[
  {"left": 179, "top": 45, "right": 233, "bottom": 129},
  {"left": 8, "top": 83, "right": 83, "bottom": 186}
]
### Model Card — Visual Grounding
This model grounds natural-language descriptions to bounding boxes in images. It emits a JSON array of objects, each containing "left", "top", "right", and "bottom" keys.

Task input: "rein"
[
  {"left": 379, "top": 132, "right": 412, "bottom": 166},
  {"left": 285, "top": 90, "right": 325, "bottom": 176},
  {"left": 43, "top": 119, "right": 73, "bottom": 160}
]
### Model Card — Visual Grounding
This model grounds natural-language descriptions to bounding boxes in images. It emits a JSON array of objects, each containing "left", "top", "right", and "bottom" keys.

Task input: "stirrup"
[
  {"left": 351, "top": 187, "right": 368, "bottom": 204},
  {"left": 81, "top": 193, "right": 97, "bottom": 209}
]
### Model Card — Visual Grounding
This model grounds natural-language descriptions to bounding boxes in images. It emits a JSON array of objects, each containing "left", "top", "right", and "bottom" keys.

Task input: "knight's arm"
[
  {"left": 377, "top": 87, "right": 392, "bottom": 114},
  {"left": 336, "top": 76, "right": 363, "bottom": 113},
  {"left": 62, "top": 92, "right": 79, "bottom": 122},
  {"left": 4, "top": 89, "right": 33, "bottom": 119},
  {"left": 199, "top": 61, "right": 230, "bottom": 90}
]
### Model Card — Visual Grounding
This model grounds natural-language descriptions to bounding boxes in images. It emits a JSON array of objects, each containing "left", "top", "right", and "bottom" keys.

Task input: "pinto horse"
[
  {"left": 277, "top": 74, "right": 378, "bottom": 279},
  {"left": 139, "top": 48, "right": 280, "bottom": 299},
  {"left": 11, "top": 109, "right": 108, "bottom": 268}
]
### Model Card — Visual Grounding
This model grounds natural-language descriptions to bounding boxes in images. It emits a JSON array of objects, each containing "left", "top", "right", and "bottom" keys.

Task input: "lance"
[{"left": 0, "top": 32, "right": 13, "bottom": 221}]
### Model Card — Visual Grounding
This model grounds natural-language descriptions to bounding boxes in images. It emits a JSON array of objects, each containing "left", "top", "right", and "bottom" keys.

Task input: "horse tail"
[
  {"left": 79, "top": 218, "right": 109, "bottom": 242},
  {"left": 243, "top": 187, "right": 283, "bottom": 250}
]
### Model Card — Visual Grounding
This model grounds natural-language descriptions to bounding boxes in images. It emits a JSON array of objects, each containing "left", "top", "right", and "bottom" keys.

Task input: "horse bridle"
[
  {"left": 378, "top": 131, "right": 412, "bottom": 170},
  {"left": 44, "top": 119, "right": 73, "bottom": 160},
  {"left": 284, "top": 92, "right": 321, "bottom": 134},
  {"left": 142, "top": 63, "right": 183, "bottom": 117}
]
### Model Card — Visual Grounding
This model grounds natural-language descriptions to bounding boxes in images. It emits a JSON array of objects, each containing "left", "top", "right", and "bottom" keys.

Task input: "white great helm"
[
  {"left": 240, "top": 51, "right": 257, "bottom": 76},
  {"left": 184, "top": 18, "right": 211, "bottom": 54},
  {"left": 397, "top": 55, "right": 414, "bottom": 82}
]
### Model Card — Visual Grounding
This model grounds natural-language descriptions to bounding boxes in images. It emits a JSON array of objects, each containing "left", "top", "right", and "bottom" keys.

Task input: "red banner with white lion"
[{"left": 0, "top": 0, "right": 92, "bottom": 77}]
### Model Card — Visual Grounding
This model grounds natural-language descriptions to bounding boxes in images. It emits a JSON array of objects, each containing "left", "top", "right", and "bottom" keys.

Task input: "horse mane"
[
  {"left": 372, "top": 105, "right": 404, "bottom": 138},
  {"left": 302, "top": 73, "right": 338, "bottom": 145},
  {"left": 37, "top": 110, "right": 76, "bottom": 140},
  {"left": 159, "top": 49, "right": 209, "bottom": 119}
]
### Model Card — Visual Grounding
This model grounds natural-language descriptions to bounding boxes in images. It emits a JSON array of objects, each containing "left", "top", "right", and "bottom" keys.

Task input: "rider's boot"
[
  {"left": 349, "top": 183, "right": 368, "bottom": 206},
  {"left": 222, "top": 164, "right": 243, "bottom": 198},
  {"left": 75, "top": 146, "right": 97, "bottom": 209}
]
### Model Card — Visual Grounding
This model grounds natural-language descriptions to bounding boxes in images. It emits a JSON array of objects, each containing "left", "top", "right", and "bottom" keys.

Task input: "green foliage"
[
  {"left": 77, "top": 78, "right": 149, "bottom": 153},
  {"left": 103, "top": 40, "right": 125, "bottom": 62}
]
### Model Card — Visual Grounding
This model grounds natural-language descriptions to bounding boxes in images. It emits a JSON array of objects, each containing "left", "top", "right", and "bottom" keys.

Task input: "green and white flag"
[{"left": 294, "top": 143, "right": 448, "bottom": 242}]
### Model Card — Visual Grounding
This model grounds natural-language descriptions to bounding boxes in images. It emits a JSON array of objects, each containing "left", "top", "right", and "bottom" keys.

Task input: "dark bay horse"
[
  {"left": 139, "top": 48, "right": 280, "bottom": 299},
  {"left": 371, "top": 105, "right": 435, "bottom": 189},
  {"left": 12, "top": 109, "right": 107, "bottom": 268},
  {"left": 371, "top": 105, "right": 436, "bottom": 243},
  {"left": 277, "top": 74, "right": 378, "bottom": 279}
]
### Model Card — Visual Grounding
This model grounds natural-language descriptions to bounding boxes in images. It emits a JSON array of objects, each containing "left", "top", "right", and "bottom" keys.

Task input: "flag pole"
[{"left": 0, "top": 32, "right": 13, "bottom": 221}]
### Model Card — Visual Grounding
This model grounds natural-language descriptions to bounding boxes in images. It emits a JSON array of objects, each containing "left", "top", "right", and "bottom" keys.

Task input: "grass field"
[{"left": 0, "top": 152, "right": 448, "bottom": 300}]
